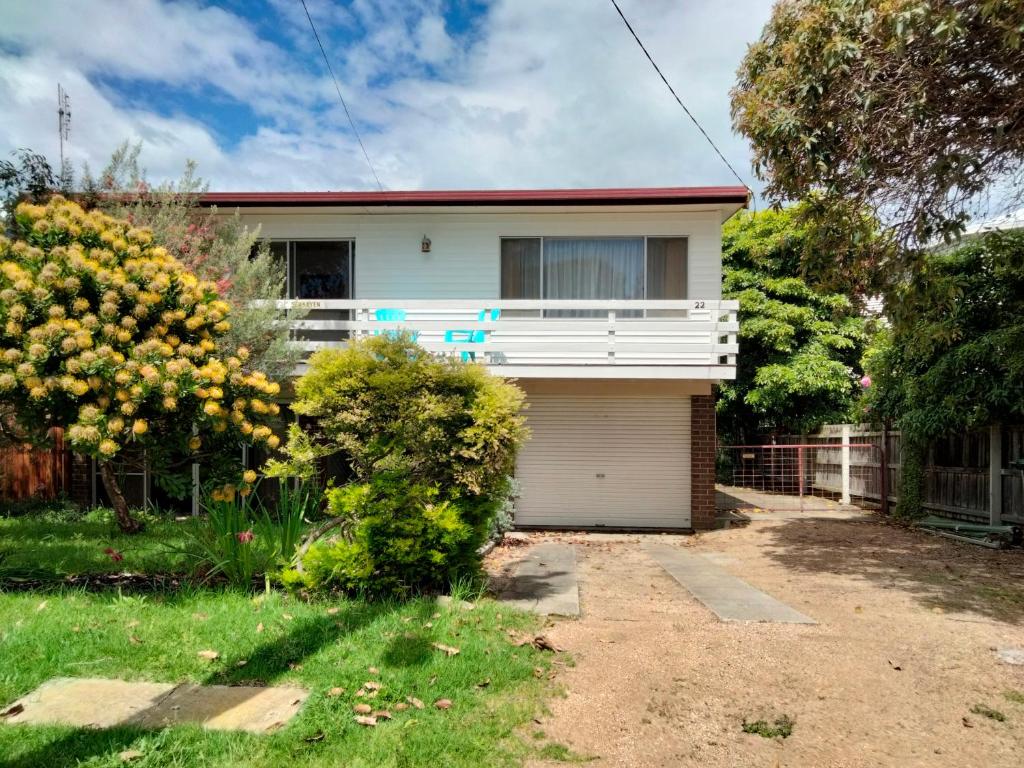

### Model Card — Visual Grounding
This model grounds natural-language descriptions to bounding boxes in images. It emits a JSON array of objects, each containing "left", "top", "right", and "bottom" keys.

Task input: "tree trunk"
[{"left": 98, "top": 460, "right": 143, "bottom": 534}]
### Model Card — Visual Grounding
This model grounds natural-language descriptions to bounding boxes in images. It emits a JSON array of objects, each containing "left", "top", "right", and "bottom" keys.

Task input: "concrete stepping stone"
[
  {"left": 645, "top": 543, "right": 815, "bottom": 624},
  {"left": 498, "top": 542, "right": 580, "bottom": 617},
  {"left": 1, "top": 677, "right": 309, "bottom": 734}
]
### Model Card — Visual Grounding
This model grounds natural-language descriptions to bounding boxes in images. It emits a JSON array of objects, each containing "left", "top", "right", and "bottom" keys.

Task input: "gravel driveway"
[{"left": 487, "top": 517, "right": 1024, "bottom": 767}]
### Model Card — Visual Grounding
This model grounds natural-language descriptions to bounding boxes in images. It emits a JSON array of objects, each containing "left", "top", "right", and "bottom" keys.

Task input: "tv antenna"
[{"left": 57, "top": 83, "right": 71, "bottom": 168}]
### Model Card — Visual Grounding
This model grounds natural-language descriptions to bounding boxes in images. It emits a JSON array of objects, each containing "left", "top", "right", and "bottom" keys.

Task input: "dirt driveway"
[{"left": 487, "top": 515, "right": 1024, "bottom": 767}]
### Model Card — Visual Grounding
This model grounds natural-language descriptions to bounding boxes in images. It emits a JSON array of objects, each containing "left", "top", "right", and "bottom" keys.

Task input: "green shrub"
[
  {"left": 280, "top": 334, "right": 528, "bottom": 596},
  {"left": 0, "top": 496, "right": 79, "bottom": 520},
  {"left": 285, "top": 476, "right": 486, "bottom": 597}
]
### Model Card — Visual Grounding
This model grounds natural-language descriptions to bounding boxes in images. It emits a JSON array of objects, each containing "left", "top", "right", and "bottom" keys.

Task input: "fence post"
[
  {"left": 879, "top": 422, "right": 890, "bottom": 516},
  {"left": 841, "top": 424, "right": 851, "bottom": 504},
  {"left": 989, "top": 424, "right": 1002, "bottom": 526},
  {"left": 797, "top": 445, "right": 805, "bottom": 499}
]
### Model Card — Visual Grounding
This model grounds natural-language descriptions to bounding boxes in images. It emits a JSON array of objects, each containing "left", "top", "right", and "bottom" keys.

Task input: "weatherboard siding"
[{"left": 229, "top": 209, "right": 724, "bottom": 300}]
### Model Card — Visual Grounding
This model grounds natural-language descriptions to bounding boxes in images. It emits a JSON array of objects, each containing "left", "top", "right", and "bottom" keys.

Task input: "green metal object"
[{"left": 911, "top": 515, "right": 1019, "bottom": 548}]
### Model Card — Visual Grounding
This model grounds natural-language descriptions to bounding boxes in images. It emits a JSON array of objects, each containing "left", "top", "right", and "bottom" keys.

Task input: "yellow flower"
[
  {"left": 98, "top": 439, "right": 118, "bottom": 456},
  {"left": 162, "top": 396, "right": 177, "bottom": 411},
  {"left": 242, "top": 470, "right": 257, "bottom": 484},
  {"left": 267, "top": 434, "right": 281, "bottom": 449},
  {"left": 203, "top": 401, "right": 221, "bottom": 417},
  {"left": 132, "top": 419, "right": 148, "bottom": 435},
  {"left": 188, "top": 436, "right": 202, "bottom": 451},
  {"left": 108, "top": 417, "right": 125, "bottom": 433}
]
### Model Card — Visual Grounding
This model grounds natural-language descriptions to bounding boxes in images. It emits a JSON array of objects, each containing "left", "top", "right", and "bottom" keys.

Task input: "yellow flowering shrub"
[{"left": 0, "top": 197, "right": 282, "bottom": 528}]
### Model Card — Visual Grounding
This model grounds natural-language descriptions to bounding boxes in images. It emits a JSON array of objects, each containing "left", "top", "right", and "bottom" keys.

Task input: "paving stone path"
[
  {"left": 497, "top": 542, "right": 581, "bottom": 616},
  {"left": 644, "top": 542, "right": 815, "bottom": 624},
  {"left": 2, "top": 677, "right": 309, "bottom": 733}
]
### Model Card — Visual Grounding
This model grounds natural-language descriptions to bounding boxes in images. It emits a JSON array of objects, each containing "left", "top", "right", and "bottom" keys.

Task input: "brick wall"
[{"left": 690, "top": 394, "right": 717, "bottom": 530}]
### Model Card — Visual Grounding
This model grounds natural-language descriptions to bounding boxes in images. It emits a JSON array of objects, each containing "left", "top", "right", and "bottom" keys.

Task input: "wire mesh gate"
[{"left": 719, "top": 443, "right": 886, "bottom": 512}]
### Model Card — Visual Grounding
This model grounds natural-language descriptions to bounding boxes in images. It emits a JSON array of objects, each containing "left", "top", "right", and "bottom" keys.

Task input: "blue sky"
[{"left": 0, "top": 0, "right": 775, "bottom": 192}]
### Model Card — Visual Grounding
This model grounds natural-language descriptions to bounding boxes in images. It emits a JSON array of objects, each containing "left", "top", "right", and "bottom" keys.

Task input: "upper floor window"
[
  {"left": 500, "top": 236, "right": 687, "bottom": 315},
  {"left": 258, "top": 240, "right": 354, "bottom": 300}
]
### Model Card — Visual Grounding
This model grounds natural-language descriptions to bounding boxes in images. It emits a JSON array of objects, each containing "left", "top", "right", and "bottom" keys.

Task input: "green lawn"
[
  {"left": 0, "top": 518, "right": 565, "bottom": 767},
  {"left": 0, "top": 515, "right": 197, "bottom": 580}
]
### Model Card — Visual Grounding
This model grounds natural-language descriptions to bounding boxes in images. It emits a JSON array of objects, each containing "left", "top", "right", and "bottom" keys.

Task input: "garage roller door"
[{"left": 514, "top": 394, "right": 691, "bottom": 528}]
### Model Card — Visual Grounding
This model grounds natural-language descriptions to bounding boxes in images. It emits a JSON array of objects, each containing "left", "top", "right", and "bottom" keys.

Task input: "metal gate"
[{"left": 719, "top": 442, "right": 886, "bottom": 513}]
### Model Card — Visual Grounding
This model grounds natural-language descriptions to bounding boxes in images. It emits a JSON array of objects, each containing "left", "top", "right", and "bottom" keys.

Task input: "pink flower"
[
  {"left": 237, "top": 530, "right": 254, "bottom": 544},
  {"left": 860, "top": 375, "right": 872, "bottom": 388},
  {"left": 103, "top": 547, "right": 124, "bottom": 563}
]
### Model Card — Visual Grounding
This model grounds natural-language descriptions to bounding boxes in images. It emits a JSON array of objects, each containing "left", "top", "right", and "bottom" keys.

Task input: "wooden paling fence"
[
  {"left": 0, "top": 428, "right": 71, "bottom": 502},
  {"left": 792, "top": 424, "right": 1024, "bottom": 526}
]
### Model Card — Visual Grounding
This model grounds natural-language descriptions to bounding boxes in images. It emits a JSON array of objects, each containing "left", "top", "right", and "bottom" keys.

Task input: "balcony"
[{"left": 278, "top": 299, "right": 738, "bottom": 380}]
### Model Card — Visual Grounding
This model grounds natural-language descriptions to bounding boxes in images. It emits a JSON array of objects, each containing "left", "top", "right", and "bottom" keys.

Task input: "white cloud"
[{"left": 0, "top": 0, "right": 774, "bottom": 192}]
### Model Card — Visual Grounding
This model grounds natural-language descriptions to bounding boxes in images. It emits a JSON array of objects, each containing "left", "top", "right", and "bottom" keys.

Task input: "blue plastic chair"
[
  {"left": 373, "top": 308, "right": 418, "bottom": 341},
  {"left": 445, "top": 309, "right": 499, "bottom": 361}
]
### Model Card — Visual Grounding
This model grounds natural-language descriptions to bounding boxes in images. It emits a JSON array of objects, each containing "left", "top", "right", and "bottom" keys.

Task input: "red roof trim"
[{"left": 199, "top": 187, "right": 749, "bottom": 208}]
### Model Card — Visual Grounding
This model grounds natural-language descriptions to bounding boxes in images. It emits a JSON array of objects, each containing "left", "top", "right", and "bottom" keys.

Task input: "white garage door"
[{"left": 514, "top": 394, "right": 691, "bottom": 528}]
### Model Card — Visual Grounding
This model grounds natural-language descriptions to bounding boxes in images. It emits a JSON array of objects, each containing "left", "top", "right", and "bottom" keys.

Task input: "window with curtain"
[{"left": 500, "top": 236, "right": 687, "bottom": 316}]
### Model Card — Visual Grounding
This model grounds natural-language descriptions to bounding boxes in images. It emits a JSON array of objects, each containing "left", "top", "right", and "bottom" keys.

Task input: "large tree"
[
  {"left": 718, "top": 205, "right": 873, "bottom": 443},
  {"left": 86, "top": 143, "right": 302, "bottom": 383},
  {"left": 0, "top": 197, "right": 280, "bottom": 532},
  {"left": 732, "top": 0, "right": 1024, "bottom": 255},
  {"left": 862, "top": 230, "right": 1024, "bottom": 513}
]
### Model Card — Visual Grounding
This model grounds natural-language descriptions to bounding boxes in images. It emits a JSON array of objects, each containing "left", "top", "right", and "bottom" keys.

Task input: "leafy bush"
[
  {"left": 487, "top": 476, "right": 518, "bottom": 541},
  {"left": 0, "top": 196, "right": 282, "bottom": 532},
  {"left": 0, "top": 495, "right": 79, "bottom": 520},
  {"left": 279, "top": 334, "right": 528, "bottom": 596},
  {"left": 284, "top": 477, "right": 476, "bottom": 597}
]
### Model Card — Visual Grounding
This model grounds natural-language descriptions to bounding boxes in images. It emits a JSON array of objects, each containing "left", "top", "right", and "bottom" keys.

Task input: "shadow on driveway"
[{"left": 756, "top": 516, "right": 1024, "bottom": 623}]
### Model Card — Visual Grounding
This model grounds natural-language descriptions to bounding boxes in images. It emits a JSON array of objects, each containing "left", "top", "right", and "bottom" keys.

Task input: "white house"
[
  {"left": 191, "top": 187, "right": 746, "bottom": 530},
  {"left": 75, "top": 186, "right": 733, "bottom": 532}
]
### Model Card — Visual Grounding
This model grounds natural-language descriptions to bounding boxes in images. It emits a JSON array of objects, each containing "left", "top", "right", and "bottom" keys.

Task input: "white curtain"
[{"left": 543, "top": 238, "right": 644, "bottom": 317}]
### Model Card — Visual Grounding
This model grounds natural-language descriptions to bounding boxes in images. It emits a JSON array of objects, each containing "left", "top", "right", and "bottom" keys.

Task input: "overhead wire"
[
  {"left": 299, "top": 0, "right": 385, "bottom": 192},
  {"left": 608, "top": 0, "right": 753, "bottom": 197}
]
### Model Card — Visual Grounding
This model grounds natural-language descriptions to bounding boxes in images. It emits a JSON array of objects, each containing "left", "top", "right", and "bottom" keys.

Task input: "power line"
[
  {"left": 299, "top": 0, "right": 384, "bottom": 191},
  {"left": 607, "top": 0, "right": 752, "bottom": 194}
]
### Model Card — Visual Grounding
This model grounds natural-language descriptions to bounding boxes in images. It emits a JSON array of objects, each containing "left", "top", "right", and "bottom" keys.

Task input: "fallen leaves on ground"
[
  {"left": 353, "top": 703, "right": 373, "bottom": 715},
  {"left": 354, "top": 715, "right": 377, "bottom": 726},
  {"left": 512, "top": 634, "right": 563, "bottom": 652},
  {"left": 406, "top": 696, "right": 425, "bottom": 709},
  {"left": 327, "top": 687, "right": 345, "bottom": 697},
  {"left": 119, "top": 750, "right": 144, "bottom": 762},
  {"left": 197, "top": 650, "right": 220, "bottom": 661},
  {"left": 432, "top": 642, "right": 460, "bottom": 657},
  {"left": 434, "top": 699, "right": 453, "bottom": 710}
]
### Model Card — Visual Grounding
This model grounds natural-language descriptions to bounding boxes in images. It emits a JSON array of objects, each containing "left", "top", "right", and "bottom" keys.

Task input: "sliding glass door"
[{"left": 263, "top": 240, "right": 354, "bottom": 344}]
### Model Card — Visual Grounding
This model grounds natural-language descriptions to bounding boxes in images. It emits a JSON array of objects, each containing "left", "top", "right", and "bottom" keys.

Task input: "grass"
[
  {"left": 742, "top": 715, "right": 795, "bottom": 739},
  {"left": 970, "top": 704, "right": 1006, "bottom": 722},
  {"left": 0, "top": 515, "right": 197, "bottom": 580},
  {"left": 0, "top": 517, "right": 563, "bottom": 767},
  {"left": 1005, "top": 690, "right": 1024, "bottom": 705}
]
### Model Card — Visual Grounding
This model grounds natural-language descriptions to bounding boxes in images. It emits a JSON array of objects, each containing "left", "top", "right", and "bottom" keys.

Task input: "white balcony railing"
[{"left": 275, "top": 299, "right": 738, "bottom": 379}]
